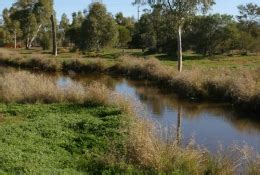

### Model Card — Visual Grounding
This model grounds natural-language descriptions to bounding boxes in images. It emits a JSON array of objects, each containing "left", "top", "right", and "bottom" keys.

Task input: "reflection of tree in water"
[
  {"left": 138, "top": 87, "right": 165, "bottom": 116},
  {"left": 49, "top": 71, "right": 260, "bottom": 134},
  {"left": 66, "top": 73, "right": 122, "bottom": 91},
  {"left": 124, "top": 78, "right": 260, "bottom": 134},
  {"left": 177, "top": 104, "right": 182, "bottom": 145}
]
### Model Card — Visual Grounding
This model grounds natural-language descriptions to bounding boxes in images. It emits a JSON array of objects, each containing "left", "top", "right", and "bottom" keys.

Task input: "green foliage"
[
  {"left": 39, "top": 32, "right": 52, "bottom": 50},
  {"left": 58, "top": 13, "right": 70, "bottom": 47},
  {"left": 59, "top": 13, "right": 70, "bottom": 31},
  {"left": 237, "top": 3, "right": 260, "bottom": 37},
  {"left": 236, "top": 3, "right": 260, "bottom": 53},
  {"left": 186, "top": 14, "right": 237, "bottom": 55},
  {"left": 0, "top": 103, "right": 129, "bottom": 174},
  {"left": 131, "top": 2, "right": 259, "bottom": 56},
  {"left": 115, "top": 12, "right": 135, "bottom": 48},
  {"left": 131, "top": 5, "right": 178, "bottom": 55},
  {"left": 3, "top": 0, "right": 54, "bottom": 48},
  {"left": 0, "top": 28, "right": 4, "bottom": 46},
  {"left": 80, "top": 3, "right": 118, "bottom": 52},
  {"left": 117, "top": 25, "right": 132, "bottom": 48},
  {"left": 65, "top": 11, "right": 85, "bottom": 50},
  {"left": 2, "top": 8, "right": 22, "bottom": 47}
]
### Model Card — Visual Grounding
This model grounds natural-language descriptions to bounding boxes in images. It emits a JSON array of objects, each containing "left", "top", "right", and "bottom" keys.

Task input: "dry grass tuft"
[
  {"left": 0, "top": 72, "right": 84, "bottom": 103},
  {"left": 0, "top": 71, "right": 132, "bottom": 113},
  {"left": 62, "top": 58, "right": 106, "bottom": 73},
  {"left": 0, "top": 51, "right": 61, "bottom": 71},
  {"left": 127, "top": 118, "right": 236, "bottom": 174},
  {"left": 111, "top": 56, "right": 174, "bottom": 81}
]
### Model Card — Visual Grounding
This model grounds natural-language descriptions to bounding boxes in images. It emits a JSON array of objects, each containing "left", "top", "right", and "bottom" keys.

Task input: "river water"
[{"left": 1, "top": 67, "right": 260, "bottom": 153}]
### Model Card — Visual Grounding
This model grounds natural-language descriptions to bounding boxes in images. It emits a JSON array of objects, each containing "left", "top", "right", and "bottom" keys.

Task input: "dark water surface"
[{"left": 1, "top": 67, "right": 260, "bottom": 152}]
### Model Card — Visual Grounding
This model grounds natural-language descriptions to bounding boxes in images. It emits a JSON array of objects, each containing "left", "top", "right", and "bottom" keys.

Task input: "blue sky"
[{"left": 0, "top": 0, "right": 259, "bottom": 21}]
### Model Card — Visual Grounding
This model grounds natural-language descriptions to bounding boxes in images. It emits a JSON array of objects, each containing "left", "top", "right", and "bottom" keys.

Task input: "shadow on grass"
[{"left": 130, "top": 51, "right": 206, "bottom": 61}]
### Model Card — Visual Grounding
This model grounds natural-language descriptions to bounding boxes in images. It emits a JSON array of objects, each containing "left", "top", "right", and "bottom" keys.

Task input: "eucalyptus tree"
[
  {"left": 65, "top": 11, "right": 84, "bottom": 48},
  {"left": 115, "top": 12, "right": 135, "bottom": 48},
  {"left": 133, "top": 0, "right": 214, "bottom": 72},
  {"left": 80, "top": 3, "right": 117, "bottom": 52},
  {"left": 58, "top": 14, "right": 70, "bottom": 46},
  {"left": 2, "top": 8, "right": 22, "bottom": 48},
  {"left": 237, "top": 3, "right": 260, "bottom": 37},
  {"left": 8, "top": 0, "right": 54, "bottom": 49}
]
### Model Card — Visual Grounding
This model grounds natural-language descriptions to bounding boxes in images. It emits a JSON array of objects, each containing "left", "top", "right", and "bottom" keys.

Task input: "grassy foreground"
[
  {"left": 0, "top": 103, "right": 127, "bottom": 174},
  {"left": 0, "top": 71, "right": 259, "bottom": 174}
]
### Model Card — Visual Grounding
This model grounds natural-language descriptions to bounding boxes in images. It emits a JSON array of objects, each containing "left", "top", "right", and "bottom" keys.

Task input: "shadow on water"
[{"left": 0, "top": 66, "right": 259, "bottom": 152}]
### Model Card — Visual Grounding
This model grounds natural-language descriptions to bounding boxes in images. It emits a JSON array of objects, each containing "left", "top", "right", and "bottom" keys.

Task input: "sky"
[{"left": 0, "top": 0, "right": 259, "bottom": 21}]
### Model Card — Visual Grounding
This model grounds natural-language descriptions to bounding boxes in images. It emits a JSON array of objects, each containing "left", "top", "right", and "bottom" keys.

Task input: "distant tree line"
[
  {"left": 0, "top": 1, "right": 259, "bottom": 58},
  {"left": 132, "top": 2, "right": 260, "bottom": 56}
]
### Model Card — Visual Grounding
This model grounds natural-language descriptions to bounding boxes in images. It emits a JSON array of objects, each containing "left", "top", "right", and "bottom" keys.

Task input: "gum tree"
[
  {"left": 80, "top": 3, "right": 117, "bottom": 52},
  {"left": 7, "top": 0, "right": 54, "bottom": 49},
  {"left": 133, "top": 0, "right": 214, "bottom": 72},
  {"left": 2, "top": 8, "right": 22, "bottom": 48}
]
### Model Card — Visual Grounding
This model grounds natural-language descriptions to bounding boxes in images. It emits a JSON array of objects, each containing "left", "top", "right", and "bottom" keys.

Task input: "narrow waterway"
[{"left": 1, "top": 67, "right": 260, "bottom": 152}]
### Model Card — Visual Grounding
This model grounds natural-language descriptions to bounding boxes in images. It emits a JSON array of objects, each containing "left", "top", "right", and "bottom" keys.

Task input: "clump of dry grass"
[
  {"left": 62, "top": 58, "right": 106, "bottom": 73},
  {"left": 0, "top": 71, "right": 132, "bottom": 113},
  {"left": 0, "top": 72, "right": 84, "bottom": 103},
  {"left": 127, "top": 117, "right": 260, "bottom": 174},
  {"left": 26, "top": 55, "right": 61, "bottom": 71},
  {"left": 111, "top": 56, "right": 175, "bottom": 82},
  {"left": 127, "top": 118, "right": 232, "bottom": 174},
  {"left": 0, "top": 51, "right": 61, "bottom": 71},
  {"left": 169, "top": 68, "right": 207, "bottom": 98}
]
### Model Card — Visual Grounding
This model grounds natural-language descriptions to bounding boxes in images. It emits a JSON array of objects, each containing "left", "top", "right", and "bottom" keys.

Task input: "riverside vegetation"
[
  {"left": 0, "top": 0, "right": 259, "bottom": 174},
  {"left": 0, "top": 71, "right": 259, "bottom": 174},
  {"left": 0, "top": 48, "right": 259, "bottom": 114}
]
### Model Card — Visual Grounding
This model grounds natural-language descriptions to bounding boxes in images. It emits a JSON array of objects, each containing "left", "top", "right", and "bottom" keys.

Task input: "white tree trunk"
[
  {"left": 177, "top": 25, "right": 183, "bottom": 72},
  {"left": 27, "top": 24, "right": 43, "bottom": 49},
  {"left": 26, "top": 37, "right": 30, "bottom": 49}
]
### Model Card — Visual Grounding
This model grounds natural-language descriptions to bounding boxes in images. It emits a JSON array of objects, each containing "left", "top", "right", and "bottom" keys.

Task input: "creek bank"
[{"left": 0, "top": 53, "right": 259, "bottom": 114}]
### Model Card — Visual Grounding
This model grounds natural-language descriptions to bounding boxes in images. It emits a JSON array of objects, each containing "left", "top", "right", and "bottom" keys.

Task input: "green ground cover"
[{"left": 0, "top": 103, "right": 130, "bottom": 174}]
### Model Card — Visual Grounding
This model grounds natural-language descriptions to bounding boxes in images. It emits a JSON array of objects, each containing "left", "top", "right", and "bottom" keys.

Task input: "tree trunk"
[
  {"left": 25, "top": 24, "right": 42, "bottom": 49},
  {"left": 96, "top": 40, "right": 100, "bottom": 53},
  {"left": 50, "top": 14, "right": 57, "bottom": 56},
  {"left": 177, "top": 25, "right": 183, "bottom": 72},
  {"left": 14, "top": 32, "right": 17, "bottom": 49},
  {"left": 26, "top": 37, "right": 30, "bottom": 49},
  {"left": 176, "top": 105, "right": 182, "bottom": 146}
]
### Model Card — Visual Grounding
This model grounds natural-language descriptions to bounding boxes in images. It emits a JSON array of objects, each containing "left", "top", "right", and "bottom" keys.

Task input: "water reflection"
[
  {"left": 65, "top": 73, "right": 260, "bottom": 152},
  {"left": 0, "top": 67, "right": 259, "bottom": 152},
  {"left": 177, "top": 105, "right": 183, "bottom": 146}
]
